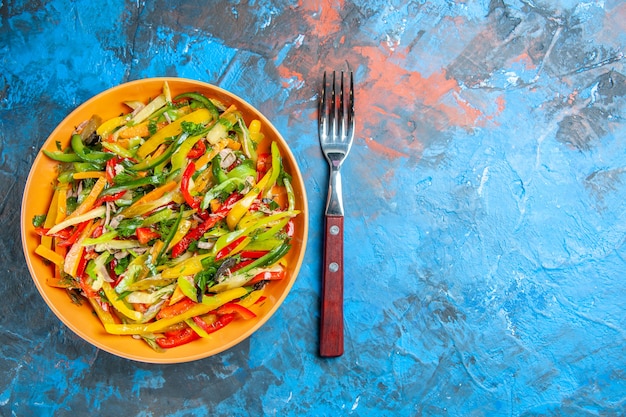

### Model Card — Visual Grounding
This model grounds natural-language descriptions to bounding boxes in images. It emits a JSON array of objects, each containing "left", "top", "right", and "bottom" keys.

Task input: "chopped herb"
[
  {"left": 116, "top": 218, "right": 144, "bottom": 237},
  {"left": 114, "top": 256, "right": 130, "bottom": 275},
  {"left": 148, "top": 119, "right": 158, "bottom": 135},
  {"left": 181, "top": 121, "right": 205, "bottom": 135}
]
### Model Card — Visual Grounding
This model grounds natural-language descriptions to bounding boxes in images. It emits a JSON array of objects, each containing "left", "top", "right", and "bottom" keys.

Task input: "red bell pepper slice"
[
  {"left": 156, "top": 298, "right": 196, "bottom": 320},
  {"left": 105, "top": 156, "right": 122, "bottom": 184},
  {"left": 192, "top": 313, "right": 235, "bottom": 334},
  {"left": 256, "top": 152, "right": 271, "bottom": 180},
  {"left": 186, "top": 139, "right": 206, "bottom": 159},
  {"left": 75, "top": 250, "right": 90, "bottom": 280},
  {"left": 56, "top": 221, "right": 90, "bottom": 247},
  {"left": 246, "top": 269, "right": 286, "bottom": 286},
  {"left": 35, "top": 227, "right": 72, "bottom": 240},
  {"left": 93, "top": 190, "right": 127, "bottom": 207},
  {"left": 214, "top": 192, "right": 242, "bottom": 215},
  {"left": 181, "top": 162, "right": 201, "bottom": 210},
  {"left": 91, "top": 224, "right": 104, "bottom": 239},
  {"left": 107, "top": 258, "right": 121, "bottom": 287},
  {"left": 136, "top": 227, "right": 161, "bottom": 244},
  {"left": 228, "top": 259, "right": 255, "bottom": 274},
  {"left": 169, "top": 192, "right": 242, "bottom": 258},
  {"left": 215, "top": 236, "right": 247, "bottom": 260},
  {"left": 170, "top": 216, "right": 220, "bottom": 258},
  {"left": 216, "top": 303, "right": 256, "bottom": 320},
  {"left": 78, "top": 277, "right": 99, "bottom": 299},
  {"left": 34, "top": 227, "right": 49, "bottom": 237},
  {"left": 239, "top": 250, "right": 269, "bottom": 259},
  {"left": 155, "top": 327, "right": 200, "bottom": 349},
  {"left": 248, "top": 199, "right": 262, "bottom": 213},
  {"left": 285, "top": 219, "right": 295, "bottom": 238}
]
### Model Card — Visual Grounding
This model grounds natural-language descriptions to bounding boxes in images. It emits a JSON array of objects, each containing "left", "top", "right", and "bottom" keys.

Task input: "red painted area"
[
  {"left": 300, "top": 0, "right": 344, "bottom": 36},
  {"left": 361, "top": 137, "right": 408, "bottom": 159},
  {"left": 511, "top": 52, "right": 537, "bottom": 70}
]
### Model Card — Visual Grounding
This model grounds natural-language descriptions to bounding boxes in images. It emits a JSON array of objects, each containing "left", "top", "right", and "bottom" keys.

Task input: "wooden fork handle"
[{"left": 320, "top": 215, "right": 344, "bottom": 357}]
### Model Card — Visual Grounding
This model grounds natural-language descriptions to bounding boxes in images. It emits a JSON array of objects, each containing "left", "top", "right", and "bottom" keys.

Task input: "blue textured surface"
[{"left": 2, "top": 1, "right": 626, "bottom": 416}]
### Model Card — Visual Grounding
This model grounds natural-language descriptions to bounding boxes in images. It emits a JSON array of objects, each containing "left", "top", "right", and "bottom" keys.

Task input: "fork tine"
[
  {"left": 346, "top": 71, "right": 355, "bottom": 142},
  {"left": 330, "top": 71, "right": 337, "bottom": 141},
  {"left": 318, "top": 71, "right": 327, "bottom": 138},
  {"left": 338, "top": 71, "right": 345, "bottom": 140}
]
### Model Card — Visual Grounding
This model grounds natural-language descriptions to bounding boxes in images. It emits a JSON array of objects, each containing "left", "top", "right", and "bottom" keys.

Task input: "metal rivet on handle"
[
  {"left": 330, "top": 225, "right": 340, "bottom": 235},
  {"left": 329, "top": 262, "right": 339, "bottom": 272}
]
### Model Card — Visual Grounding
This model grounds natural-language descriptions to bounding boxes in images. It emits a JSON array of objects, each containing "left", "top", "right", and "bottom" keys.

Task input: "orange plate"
[{"left": 20, "top": 77, "right": 308, "bottom": 363}]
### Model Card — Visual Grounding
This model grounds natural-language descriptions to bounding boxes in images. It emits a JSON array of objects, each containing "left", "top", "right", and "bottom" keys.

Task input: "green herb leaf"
[
  {"left": 181, "top": 121, "right": 205, "bottom": 136},
  {"left": 116, "top": 218, "right": 144, "bottom": 238}
]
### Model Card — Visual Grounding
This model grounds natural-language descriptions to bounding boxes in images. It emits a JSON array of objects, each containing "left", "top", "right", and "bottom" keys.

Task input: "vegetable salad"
[{"left": 32, "top": 82, "right": 299, "bottom": 351}]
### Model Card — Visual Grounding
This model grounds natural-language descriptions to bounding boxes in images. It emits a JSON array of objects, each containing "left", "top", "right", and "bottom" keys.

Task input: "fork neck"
[{"left": 325, "top": 164, "right": 344, "bottom": 216}]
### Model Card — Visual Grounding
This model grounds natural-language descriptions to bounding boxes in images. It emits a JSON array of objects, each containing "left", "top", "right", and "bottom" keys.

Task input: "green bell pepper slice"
[
  {"left": 70, "top": 134, "right": 114, "bottom": 164},
  {"left": 129, "top": 132, "right": 189, "bottom": 172},
  {"left": 42, "top": 149, "right": 83, "bottom": 163},
  {"left": 174, "top": 92, "right": 220, "bottom": 121}
]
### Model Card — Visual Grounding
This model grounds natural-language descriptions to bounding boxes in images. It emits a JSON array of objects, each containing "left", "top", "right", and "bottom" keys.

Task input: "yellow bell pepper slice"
[
  {"left": 73, "top": 171, "right": 106, "bottom": 180},
  {"left": 168, "top": 284, "right": 187, "bottom": 306},
  {"left": 237, "top": 287, "right": 265, "bottom": 308},
  {"left": 185, "top": 318, "right": 212, "bottom": 338},
  {"left": 55, "top": 184, "right": 69, "bottom": 224},
  {"left": 137, "top": 108, "right": 212, "bottom": 159},
  {"left": 40, "top": 188, "right": 60, "bottom": 250},
  {"left": 120, "top": 191, "right": 176, "bottom": 219},
  {"left": 102, "top": 281, "right": 143, "bottom": 322},
  {"left": 97, "top": 115, "right": 127, "bottom": 139},
  {"left": 226, "top": 168, "right": 273, "bottom": 230},
  {"left": 35, "top": 244, "right": 64, "bottom": 266},
  {"left": 249, "top": 119, "right": 264, "bottom": 143},
  {"left": 161, "top": 253, "right": 213, "bottom": 279},
  {"left": 89, "top": 298, "right": 116, "bottom": 325},
  {"left": 103, "top": 287, "right": 247, "bottom": 335},
  {"left": 167, "top": 219, "right": 192, "bottom": 250}
]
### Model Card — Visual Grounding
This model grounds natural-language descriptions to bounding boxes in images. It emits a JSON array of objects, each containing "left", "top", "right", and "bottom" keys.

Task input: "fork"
[{"left": 318, "top": 70, "right": 355, "bottom": 357}]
